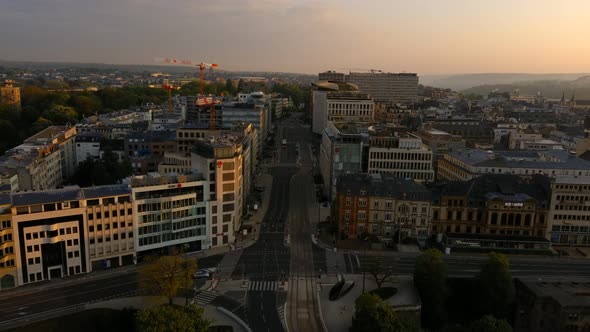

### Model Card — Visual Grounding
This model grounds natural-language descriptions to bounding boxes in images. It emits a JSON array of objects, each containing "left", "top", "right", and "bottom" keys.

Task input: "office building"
[
  {"left": 346, "top": 71, "right": 418, "bottom": 104},
  {"left": 130, "top": 173, "right": 211, "bottom": 253},
  {"left": 311, "top": 80, "right": 373, "bottom": 135},
  {"left": 82, "top": 185, "right": 135, "bottom": 270},
  {"left": 318, "top": 71, "right": 346, "bottom": 82},
  {"left": 191, "top": 137, "right": 244, "bottom": 247},
  {"left": 0, "top": 80, "right": 21, "bottom": 111},
  {"left": 319, "top": 122, "right": 367, "bottom": 200},
  {"left": 367, "top": 127, "right": 434, "bottom": 182},
  {"left": 547, "top": 176, "right": 590, "bottom": 245},
  {"left": 335, "top": 173, "right": 431, "bottom": 241},
  {"left": 11, "top": 187, "right": 89, "bottom": 285}
]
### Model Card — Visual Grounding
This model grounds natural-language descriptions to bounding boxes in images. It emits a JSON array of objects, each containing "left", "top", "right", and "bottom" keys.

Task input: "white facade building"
[
  {"left": 130, "top": 174, "right": 211, "bottom": 253},
  {"left": 367, "top": 133, "right": 434, "bottom": 182}
]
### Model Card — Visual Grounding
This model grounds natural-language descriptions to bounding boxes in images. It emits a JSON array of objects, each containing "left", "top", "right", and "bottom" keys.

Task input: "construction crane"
[
  {"left": 162, "top": 79, "right": 177, "bottom": 113},
  {"left": 154, "top": 58, "right": 219, "bottom": 129}
]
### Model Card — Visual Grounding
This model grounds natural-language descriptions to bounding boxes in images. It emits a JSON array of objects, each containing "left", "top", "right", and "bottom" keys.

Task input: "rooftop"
[
  {"left": 11, "top": 186, "right": 84, "bottom": 206},
  {"left": 448, "top": 149, "right": 590, "bottom": 170},
  {"left": 81, "top": 184, "right": 131, "bottom": 199},
  {"left": 337, "top": 173, "right": 430, "bottom": 201},
  {"left": 517, "top": 277, "right": 590, "bottom": 308}
]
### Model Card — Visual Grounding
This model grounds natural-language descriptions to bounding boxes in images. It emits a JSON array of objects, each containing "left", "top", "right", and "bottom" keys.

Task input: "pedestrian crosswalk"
[
  {"left": 248, "top": 280, "right": 280, "bottom": 292},
  {"left": 277, "top": 304, "right": 286, "bottom": 325},
  {"left": 194, "top": 290, "right": 217, "bottom": 306}
]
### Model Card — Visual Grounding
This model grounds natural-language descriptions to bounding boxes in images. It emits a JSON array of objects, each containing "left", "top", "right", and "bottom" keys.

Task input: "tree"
[
  {"left": 138, "top": 254, "right": 197, "bottom": 305},
  {"left": 135, "top": 304, "right": 211, "bottom": 332},
  {"left": 42, "top": 105, "right": 79, "bottom": 124},
  {"left": 469, "top": 315, "right": 512, "bottom": 332},
  {"left": 478, "top": 252, "right": 514, "bottom": 318},
  {"left": 225, "top": 79, "right": 236, "bottom": 95},
  {"left": 368, "top": 256, "right": 396, "bottom": 289},
  {"left": 413, "top": 249, "right": 448, "bottom": 329},
  {"left": 350, "top": 293, "right": 416, "bottom": 332}
]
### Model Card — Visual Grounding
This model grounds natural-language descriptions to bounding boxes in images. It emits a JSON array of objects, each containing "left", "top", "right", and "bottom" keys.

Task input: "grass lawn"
[
  {"left": 368, "top": 287, "right": 398, "bottom": 300},
  {"left": 9, "top": 308, "right": 136, "bottom": 332}
]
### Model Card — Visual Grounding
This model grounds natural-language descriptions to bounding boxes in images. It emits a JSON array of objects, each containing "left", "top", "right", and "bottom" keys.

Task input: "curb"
[
  {"left": 217, "top": 307, "right": 252, "bottom": 332},
  {"left": 316, "top": 287, "right": 328, "bottom": 332}
]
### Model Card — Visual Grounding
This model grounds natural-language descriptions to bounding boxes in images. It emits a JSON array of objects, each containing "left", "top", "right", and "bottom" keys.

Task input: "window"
[
  {"left": 345, "top": 210, "right": 351, "bottom": 220},
  {"left": 74, "top": 239, "right": 78, "bottom": 245},
  {"left": 358, "top": 199, "right": 367, "bottom": 208},
  {"left": 35, "top": 257, "right": 40, "bottom": 264},
  {"left": 358, "top": 211, "right": 366, "bottom": 220},
  {"left": 385, "top": 201, "right": 392, "bottom": 209},
  {"left": 345, "top": 198, "right": 351, "bottom": 207}
]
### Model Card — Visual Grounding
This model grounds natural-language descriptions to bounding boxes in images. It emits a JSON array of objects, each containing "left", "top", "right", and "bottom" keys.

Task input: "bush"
[{"left": 368, "top": 287, "right": 397, "bottom": 300}]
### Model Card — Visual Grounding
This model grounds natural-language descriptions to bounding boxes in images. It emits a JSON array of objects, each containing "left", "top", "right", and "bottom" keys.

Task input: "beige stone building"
[
  {"left": 0, "top": 196, "right": 16, "bottom": 289},
  {"left": 547, "top": 176, "right": 590, "bottom": 245}
]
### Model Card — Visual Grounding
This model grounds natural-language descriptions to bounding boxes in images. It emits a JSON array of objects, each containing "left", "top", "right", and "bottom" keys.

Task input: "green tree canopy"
[
  {"left": 138, "top": 254, "right": 197, "bottom": 305},
  {"left": 350, "top": 293, "right": 416, "bottom": 332},
  {"left": 42, "top": 105, "right": 79, "bottom": 124},
  {"left": 478, "top": 252, "right": 514, "bottom": 318},
  {"left": 413, "top": 248, "right": 448, "bottom": 329},
  {"left": 135, "top": 304, "right": 211, "bottom": 332}
]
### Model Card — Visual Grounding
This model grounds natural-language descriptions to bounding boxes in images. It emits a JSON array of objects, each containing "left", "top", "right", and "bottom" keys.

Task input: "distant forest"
[{"left": 462, "top": 76, "right": 590, "bottom": 100}]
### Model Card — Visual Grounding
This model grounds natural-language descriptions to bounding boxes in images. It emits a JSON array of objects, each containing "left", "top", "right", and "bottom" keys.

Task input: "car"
[{"left": 193, "top": 267, "right": 217, "bottom": 279}]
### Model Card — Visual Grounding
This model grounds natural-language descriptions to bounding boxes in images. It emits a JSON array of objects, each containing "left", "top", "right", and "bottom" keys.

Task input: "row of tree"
[{"left": 414, "top": 249, "right": 514, "bottom": 330}]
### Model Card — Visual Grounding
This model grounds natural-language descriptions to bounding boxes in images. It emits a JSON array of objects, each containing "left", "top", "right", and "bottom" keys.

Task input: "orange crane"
[{"left": 154, "top": 58, "right": 219, "bottom": 129}]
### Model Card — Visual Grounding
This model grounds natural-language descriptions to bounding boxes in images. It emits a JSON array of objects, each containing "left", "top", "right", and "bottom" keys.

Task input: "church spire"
[
  {"left": 571, "top": 89, "right": 576, "bottom": 103},
  {"left": 561, "top": 90, "right": 565, "bottom": 103}
]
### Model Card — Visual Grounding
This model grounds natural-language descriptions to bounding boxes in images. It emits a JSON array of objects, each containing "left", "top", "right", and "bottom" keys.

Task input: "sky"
[{"left": 1, "top": 0, "right": 590, "bottom": 75}]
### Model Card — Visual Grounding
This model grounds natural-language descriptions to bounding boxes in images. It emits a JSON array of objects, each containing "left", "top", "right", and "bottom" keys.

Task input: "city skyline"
[{"left": 2, "top": 0, "right": 590, "bottom": 75}]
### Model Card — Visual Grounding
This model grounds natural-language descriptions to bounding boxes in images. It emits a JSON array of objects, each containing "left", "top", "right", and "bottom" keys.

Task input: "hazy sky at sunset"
[{"left": 1, "top": 0, "right": 590, "bottom": 74}]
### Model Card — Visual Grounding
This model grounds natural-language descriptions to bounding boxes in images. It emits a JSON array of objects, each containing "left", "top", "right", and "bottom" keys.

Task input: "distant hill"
[
  {"left": 0, "top": 59, "right": 316, "bottom": 81},
  {"left": 461, "top": 76, "right": 590, "bottom": 99},
  {"left": 421, "top": 73, "right": 590, "bottom": 91}
]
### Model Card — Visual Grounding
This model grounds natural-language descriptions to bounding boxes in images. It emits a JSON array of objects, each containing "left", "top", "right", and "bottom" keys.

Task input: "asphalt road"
[
  {"left": 0, "top": 271, "right": 139, "bottom": 325},
  {"left": 233, "top": 122, "right": 299, "bottom": 332}
]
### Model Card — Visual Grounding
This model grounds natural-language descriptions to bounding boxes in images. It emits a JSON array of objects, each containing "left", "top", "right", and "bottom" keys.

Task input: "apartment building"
[
  {"left": 335, "top": 173, "right": 431, "bottom": 241},
  {"left": 0, "top": 126, "right": 77, "bottom": 191},
  {"left": 346, "top": 72, "right": 418, "bottom": 104},
  {"left": 0, "top": 80, "right": 21, "bottom": 111},
  {"left": 547, "top": 176, "right": 590, "bottom": 245},
  {"left": 0, "top": 195, "right": 16, "bottom": 289},
  {"left": 367, "top": 128, "right": 434, "bottom": 182},
  {"left": 11, "top": 187, "right": 89, "bottom": 285},
  {"left": 125, "top": 130, "right": 176, "bottom": 174},
  {"left": 82, "top": 185, "right": 135, "bottom": 270},
  {"left": 130, "top": 174, "right": 210, "bottom": 254},
  {"left": 430, "top": 174, "right": 551, "bottom": 250},
  {"left": 75, "top": 133, "right": 102, "bottom": 165},
  {"left": 508, "top": 130, "right": 544, "bottom": 150},
  {"left": 438, "top": 149, "right": 590, "bottom": 182},
  {"left": 192, "top": 138, "right": 244, "bottom": 247}
]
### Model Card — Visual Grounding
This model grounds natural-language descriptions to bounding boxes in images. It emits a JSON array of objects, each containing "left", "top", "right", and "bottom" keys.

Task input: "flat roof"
[
  {"left": 517, "top": 277, "right": 590, "bottom": 308},
  {"left": 82, "top": 184, "right": 131, "bottom": 199}
]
